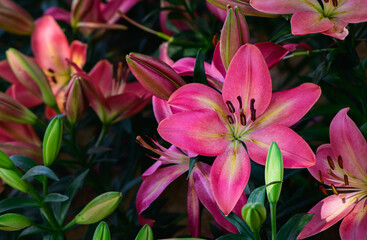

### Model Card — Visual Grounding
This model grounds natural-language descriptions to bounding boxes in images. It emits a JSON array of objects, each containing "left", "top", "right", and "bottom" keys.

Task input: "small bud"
[
  {"left": 126, "top": 53, "right": 185, "bottom": 100},
  {"left": 0, "top": 0, "right": 34, "bottom": 35},
  {"left": 93, "top": 221, "right": 111, "bottom": 240},
  {"left": 0, "top": 92, "right": 37, "bottom": 124},
  {"left": 220, "top": 6, "right": 250, "bottom": 69},
  {"left": 0, "top": 168, "right": 28, "bottom": 193},
  {"left": 241, "top": 202, "right": 267, "bottom": 232},
  {"left": 6, "top": 48, "right": 56, "bottom": 108},
  {"left": 135, "top": 224, "right": 153, "bottom": 240},
  {"left": 74, "top": 192, "right": 122, "bottom": 225},
  {"left": 0, "top": 213, "right": 31, "bottom": 231},
  {"left": 43, "top": 116, "right": 63, "bottom": 167},
  {"left": 0, "top": 150, "right": 15, "bottom": 169},
  {"left": 64, "top": 76, "right": 89, "bottom": 124},
  {"left": 265, "top": 142, "right": 284, "bottom": 204}
]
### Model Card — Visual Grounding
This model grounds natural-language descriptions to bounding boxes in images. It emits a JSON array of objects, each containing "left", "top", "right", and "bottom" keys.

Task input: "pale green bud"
[
  {"left": 135, "top": 224, "right": 153, "bottom": 240},
  {"left": 0, "top": 213, "right": 31, "bottom": 231},
  {"left": 43, "top": 116, "right": 63, "bottom": 167},
  {"left": 265, "top": 142, "right": 284, "bottom": 204},
  {"left": 0, "top": 168, "right": 28, "bottom": 193},
  {"left": 241, "top": 202, "right": 267, "bottom": 232},
  {"left": 93, "top": 221, "right": 111, "bottom": 240}
]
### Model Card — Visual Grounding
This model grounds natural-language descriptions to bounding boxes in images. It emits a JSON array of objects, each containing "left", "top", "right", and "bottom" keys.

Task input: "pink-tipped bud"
[
  {"left": 220, "top": 6, "right": 250, "bottom": 69},
  {"left": 0, "top": 92, "right": 37, "bottom": 124},
  {"left": 0, "top": 0, "right": 34, "bottom": 35},
  {"left": 6, "top": 48, "right": 57, "bottom": 108},
  {"left": 64, "top": 76, "right": 89, "bottom": 124},
  {"left": 126, "top": 53, "right": 185, "bottom": 100}
]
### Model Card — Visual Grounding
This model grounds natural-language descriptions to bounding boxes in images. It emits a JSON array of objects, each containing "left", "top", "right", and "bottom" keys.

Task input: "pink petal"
[
  {"left": 255, "top": 83, "right": 321, "bottom": 129},
  {"left": 222, "top": 44, "right": 272, "bottom": 119},
  {"left": 158, "top": 110, "right": 230, "bottom": 156},
  {"left": 31, "top": 16, "right": 70, "bottom": 75},
  {"left": 250, "top": 0, "right": 317, "bottom": 14},
  {"left": 211, "top": 42, "right": 226, "bottom": 80},
  {"left": 88, "top": 60, "right": 113, "bottom": 97},
  {"left": 210, "top": 141, "right": 250, "bottom": 215},
  {"left": 321, "top": 18, "right": 349, "bottom": 40},
  {"left": 103, "top": 0, "right": 141, "bottom": 23},
  {"left": 330, "top": 108, "right": 367, "bottom": 181},
  {"left": 246, "top": 125, "right": 315, "bottom": 168},
  {"left": 0, "top": 60, "right": 18, "bottom": 83},
  {"left": 142, "top": 161, "right": 164, "bottom": 179},
  {"left": 159, "top": 42, "right": 174, "bottom": 66},
  {"left": 298, "top": 194, "right": 356, "bottom": 239},
  {"left": 0, "top": 121, "right": 41, "bottom": 145},
  {"left": 152, "top": 97, "right": 173, "bottom": 124},
  {"left": 340, "top": 198, "right": 367, "bottom": 240},
  {"left": 6, "top": 84, "right": 42, "bottom": 108},
  {"left": 291, "top": 11, "right": 334, "bottom": 35},
  {"left": 254, "top": 42, "right": 289, "bottom": 69},
  {"left": 187, "top": 174, "right": 201, "bottom": 237},
  {"left": 168, "top": 83, "right": 228, "bottom": 118},
  {"left": 105, "top": 93, "right": 140, "bottom": 122},
  {"left": 44, "top": 7, "right": 71, "bottom": 24},
  {"left": 334, "top": 0, "right": 367, "bottom": 23},
  {"left": 0, "top": 141, "right": 42, "bottom": 163},
  {"left": 193, "top": 162, "right": 238, "bottom": 233},
  {"left": 69, "top": 41, "right": 88, "bottom": 69},
  {"left": 138, "top": 215, "right": 155, "bottom": 227},
  {"left": 136, "top": 164, "right": 187, "bottom": 214},
  {"left": 206, "top": 1, "right": 227, "bottom": 22}
]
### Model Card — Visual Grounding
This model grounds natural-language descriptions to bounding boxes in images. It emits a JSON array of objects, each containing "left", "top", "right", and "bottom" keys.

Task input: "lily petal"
[
  {"left": 210, "top": 141, "right": 250, "bottom": 215},
  {"left": 254, "top": 42, "right": 289, "bottom": 69},
  {"left": 291, "top": 11, "right": 334, "bottom": 35},
  {"left": 187, "top": 174, "right": 201, "bottom": 237},
  {"left": 340, "top": 198, "right": 367, "bottom": 240},
  {"left": 250, "top": 0, "right": 318, "bottom": 14},
  {"left": 246, "top": 125, "right": 315, "bottom": 168},
  {"left": 44, "top": 7, "right": 71, "bottom": 24},
  {"left": 88, "top": 60, "right": 113, "bottom": 97},
  {"left": 334, "top": 0, "right": 367, "bottom": 23},
  {"left": 6, "top": 84, "right": 42, "bottom": 108},
  {"left": 158, "top": 110, "right": 230, "bottom": 156},
  {"left": 152, "top": 97, "right": 173, "bottom": 124},
  {"left": 69, "top": 41, "right": 88, "bottom": 70}
]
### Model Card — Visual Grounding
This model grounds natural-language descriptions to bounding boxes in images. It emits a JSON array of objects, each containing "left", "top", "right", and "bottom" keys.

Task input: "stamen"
[
  {"left": 331, "top": 184, "right": 339, "bottom": 195},
  {"left": 323, "top": 0, "right": 329, "bottom": 3},
  {"left": 318, "top": 170, "right": 324, "bottom": 184},
  {"left": 240, "top": 113, "right": 246, "bottom": 126},
  {"left": 251, "top": 109, "right": 256, "bottom": 122},
  {"left": 226, "top": 101, "right": 235, "bottom": 113},
  {"left": 338, "top": 156, "right": 343, "bottom": 169},
  {"left": 51, "top": 76, "right": 57, "bottom": 83},
  {"left": 327, "top": 156, "right": 335, "bottom": 170},
  {"left": 332, "top": 0, "right": 338, "bottom": 7},
  {"left": 327, "top": 169, "right": 343, "bottom": 181},
  {"left": 227, "top": 115, "right": 234, "bottom": 124},
  {"left": 237, "top": 96, "right": 243, "bottom": 109},
  {"left": 319, "top": 185, "right": 328, "bottom": 195},
  {"left": 47, "top": 68, "right": 55, "bottom": 73},
  {"left": 250, "top": 98, "right": 256, "bottom": 121},
  {"left": 344, "top": 175, "right": 349, "bottom": 185},
  {"left": 212, "top": 33, "right": 219, "bottom": 46}
]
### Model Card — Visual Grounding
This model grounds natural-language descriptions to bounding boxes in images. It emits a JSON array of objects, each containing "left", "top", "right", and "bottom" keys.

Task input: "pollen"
[
  {"left": 226, "top": 101, "right": 235, "bottom": 113},
  {"left": 337, "top": 156, "right": 343, "bottom": 169},
  {"left": 327, "top": 156, "right": 335, "bottom": 170}
]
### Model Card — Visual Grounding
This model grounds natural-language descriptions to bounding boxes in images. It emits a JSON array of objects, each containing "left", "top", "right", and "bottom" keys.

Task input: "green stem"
[
  {"left": 283, "top": 49, "right": 328, "bottom": 60},
  {"left": 254, "top": 229, "right": 261, "bottom": 240},
  {"left": 87, "top": 124, "right": 109, "bottom": 166},
  {"left": 270, "top": 203, "right": 277, "bottom": 240},
  {"left": 43, "top": 176, "right": 48, "bottom": 196},
  {"left": 62, "top": 218, "right": 76, "bottom": 231}
]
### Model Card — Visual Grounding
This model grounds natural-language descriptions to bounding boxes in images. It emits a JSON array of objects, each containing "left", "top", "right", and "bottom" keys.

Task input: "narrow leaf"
[
  {"left": 44, "top": 193, "right": 69, "bottom": 203},
  {"left": 221, "top": 212, "right": 254, "bottom": 239},
  {"left": 277, "top": 213, "right": 314, "bottom": 240},
  {"left": 0, "top": 197, "right": 41, "bottom": 214},
  {"left": 21, "top": 166, "right": 59, "bottom": 181},
  {"left": 10, "top": 155, "right": 37, "bottom": 172},
  {"left": 247, "top": 186, "right": 266, "bottom": 204},
  {"left": 186, "top": 157, "right": 197, "bottom": 180},
  {"left": 193, "top": 49, "right": 208, "bottom": 85},
  {"left": 217, "top": 234, "right": 253, "bottom": 240}
]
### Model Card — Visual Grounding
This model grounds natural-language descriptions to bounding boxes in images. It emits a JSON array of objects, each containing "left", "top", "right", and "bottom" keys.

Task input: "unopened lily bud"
[
  {"left": 220, "top": 6, "right": 250, "bottom": 69},
  {"left": 6, "top": 48, "right": 56, "bottom": 108},
  {"left": 126, "top": 53, "right": 185, "bottom": 100},
  {"left": 74, "top": 192, "right": 122, "bottom": 224},
  {"left": 135, "top": 224, "right": 153, "bottom": 240},
  {"left": 43, "top": 116, "right": 63, "bottom": 167},
  {"left": 64, "top": 76, "right": 89, "bottom": 124},
  {"left": 241, "top": 202, "right": 267, "bottom": 232},
  {"left": 93, "top": 221, "right": 111, "bottom": 240},
  {"left": 0, "top": 213, "right": 31, "bottom": 231},
  {"left": 0, "top": 150, "right": 15, "bottom": 169},
  {"left": 265, "top": 142, "right": 284, "bottom": 204},
  {"left": 0, "top": 92, "right": 37, "bottom": 124},
  {"left": 71, "top": 0, "right": 93, "bottom": 29},
  {"left": 0, "top": 0, "right": 34, "bottom": 35},
  {"left": 0, "top": 168, "right": 28, "bottom": 193}
]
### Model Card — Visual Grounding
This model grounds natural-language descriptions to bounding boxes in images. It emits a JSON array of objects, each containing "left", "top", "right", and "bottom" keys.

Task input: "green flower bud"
[
  {"left": 0, "top": 168, "right": 28, "bottom": 193},
  {"left": 265, "top": 142, "right": 284, "bottom": 204},
  {"left": 0, "top": 0, "right": 34, "bottom": 35},
  {"left": 135, "top": 224, "right": 153, "bottom": 240},
  {"left": 241, "top": 202, "right": 267, "bottom": 232},
  {"left": 0, "top": 150, "right": 15, "bottom": 169},
  {"left": 74, "top": 192, "right": 122, "bottom": 225},
  {"left": 43, "top": 116, "right": 63, "bottom": 167},
  {"left": 0, "top": 213, "right": 32, "bottom": 231},
  {"left": 93, "top": 221, "right": 111, "bottom": 240}
]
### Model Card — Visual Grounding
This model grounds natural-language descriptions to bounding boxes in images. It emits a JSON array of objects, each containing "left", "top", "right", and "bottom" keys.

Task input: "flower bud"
[
  {"left": 0, "top": 150, "right": 15, "bottom": 169},
  {"left": 241, "top": 202, "right": 267, "bottom": 232},
  {"left": 74, "top": 192, "right": 122, "bottom": 225},
  {"left": 0, "top": 168, "right": 28, "bottom": 193},
  {"left": 126, "top": 53, "right": 185, "bottom": 100},
  {"left": 43, "top": 116, "right": 63, "bottom": 167},
  {"left": 135, "top": 224, "right": 153, "bottom": 240},
  {"left": 0, "top": 213, "right": 31, "bottom": 231},
  {"left": 220, "top": 6, "right": 250, "bottom": 70},
  {"left": 0, "top": 0, "right": 34, "bottom": 35},
  {"left": 6, "top": 48, "right": 56, "bottom": 108},
  {"left": 0, "top": 92, "right": 37, "bottom": 124},
  {"left": 64, "top": 76, "right": 89, "bottom": 124},
  {"left": 71, "top": 0, "right": 93, "bottom": 29},
  {"left": 265, "top": 142, "right": 284, "bottom": 204},
  {"left": 93, "top": 221, "right": 111, "bottom": 240}
]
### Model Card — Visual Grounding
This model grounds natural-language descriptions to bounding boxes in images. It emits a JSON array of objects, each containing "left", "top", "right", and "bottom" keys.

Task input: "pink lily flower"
[
  {"left": 299, "top": 108, "right": 367, "bottom": 240},
  {"left": 160, "top": 0, "right": 192, "bottom": 35},
  {"left": 250, "top": 0, "right": 367, "bottom": 39},
  {"left": 158, "top": 44, "right": 320, "bottom": 215}
]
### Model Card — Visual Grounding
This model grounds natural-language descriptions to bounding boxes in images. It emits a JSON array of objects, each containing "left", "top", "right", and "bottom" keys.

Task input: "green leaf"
[
  {"left": 247, "top": 186, "right": 266, "bottom": 205},
  {"left": 186, "top": 157, "right": 197, "bottom": 180},
  {"left": 44, "top": 193, "right": 69, "bottom": 203},
  {"left": 135, "top": 224, "right": 153, "bottom": 240},
  {"left": 10, "top": 155, "right": 37, "bottom": 172},
  {"left": 277, "top": 213, "right": 314, "bottom": 240},
  {"left": 0, "top": 197, "right": 41, "bottom": 214},
  {"left": 221, "top": 212, "right": 254, "bottom": 239},
  {"left": 19, "top": 226, "right": 46, "bottom": 238},
  {"left": 193, "top": 49, "right": 208, "bottom": 85},
  {"left": 21, "top": 166, "right": 59, "bottom": 181},
  {"left": 217, "top": 234, "right": 253, "bottom": 240}
]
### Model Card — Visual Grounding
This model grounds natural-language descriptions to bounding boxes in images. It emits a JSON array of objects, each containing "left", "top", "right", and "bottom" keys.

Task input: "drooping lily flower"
[
  {"left": 250, "top": 0, "right": 367, "bottom": 39},
  {"left": 158, "top": 44, "right": 320, "bottom": 215},
  {"left": 299, "top": 108, "right": 367, "bottom": 240}
]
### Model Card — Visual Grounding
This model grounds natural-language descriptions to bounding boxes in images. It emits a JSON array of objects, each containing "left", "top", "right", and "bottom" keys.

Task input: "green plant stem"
[
  {"left": 254, "top": 229, "right": 261, "bottom": 240},
  {"left": 283, "top": 49, "right": 328, "bottom": 60},
  {"left": 62, "top": 218, "right": 76, "bottom": 231},
  {"left": 43, "top": 176, "right": 48, "bottom": 196},
  {"left": 87, "top": 124, "right": 109, "bottom": 166},
  {"left": 270, "top": 202, "right": 277, "bottom": 240}
]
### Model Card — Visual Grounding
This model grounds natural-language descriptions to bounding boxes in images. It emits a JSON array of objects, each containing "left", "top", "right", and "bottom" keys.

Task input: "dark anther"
[
  {"left": 327, "top": 169, "right": 340, "bottom": 180},
  {"left": 332, "top": 0, "right": 338, "bottom": 7},
  {"left": 227, "top": 115, "right": 234, "bottom": 124},
  {"left": 250, "top": 98, "right": 256, "bottom": 121},
  {"left": 323, "top": 0, "right": 329, "bottom": 3},
  {"left": 338, "top": 156, "right": 343, "bottom": 169},
  {"left": 331, "top": 184, "right": 339, "bottom": 195},
  {"left": 48, "top": 68, "right": 55, "bottom": 73},
  {"left": 226, "top": 101, "right": 235, "bottom": 113},
  {"left": 319, "top": 185, "right": 328, "bottom": 195},
  {"left": 237, "top": 96, "right": 243, "bottom": 109},
  {"left": 240, "top": 113, "right": 246, "bottom": 126},
  {"left": 318, "top": 170, "right": 324, "bottom": 184},
  {"left": 251, "top": 109, "right": 256, "bottom": 122},
  {"left": 327, "top": 156, "right": 335, "bottom": 170},
  {"left": 344, "top": 175, "right": 349, "bottom": 185},
  {"left": 51, "top": 76, "right": 57, "bottom": 83}
]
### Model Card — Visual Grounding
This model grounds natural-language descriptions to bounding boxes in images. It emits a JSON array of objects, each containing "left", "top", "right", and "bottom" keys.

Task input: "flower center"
[{"left": 319, "top": 0, "right": 339, "bottom": 17}]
